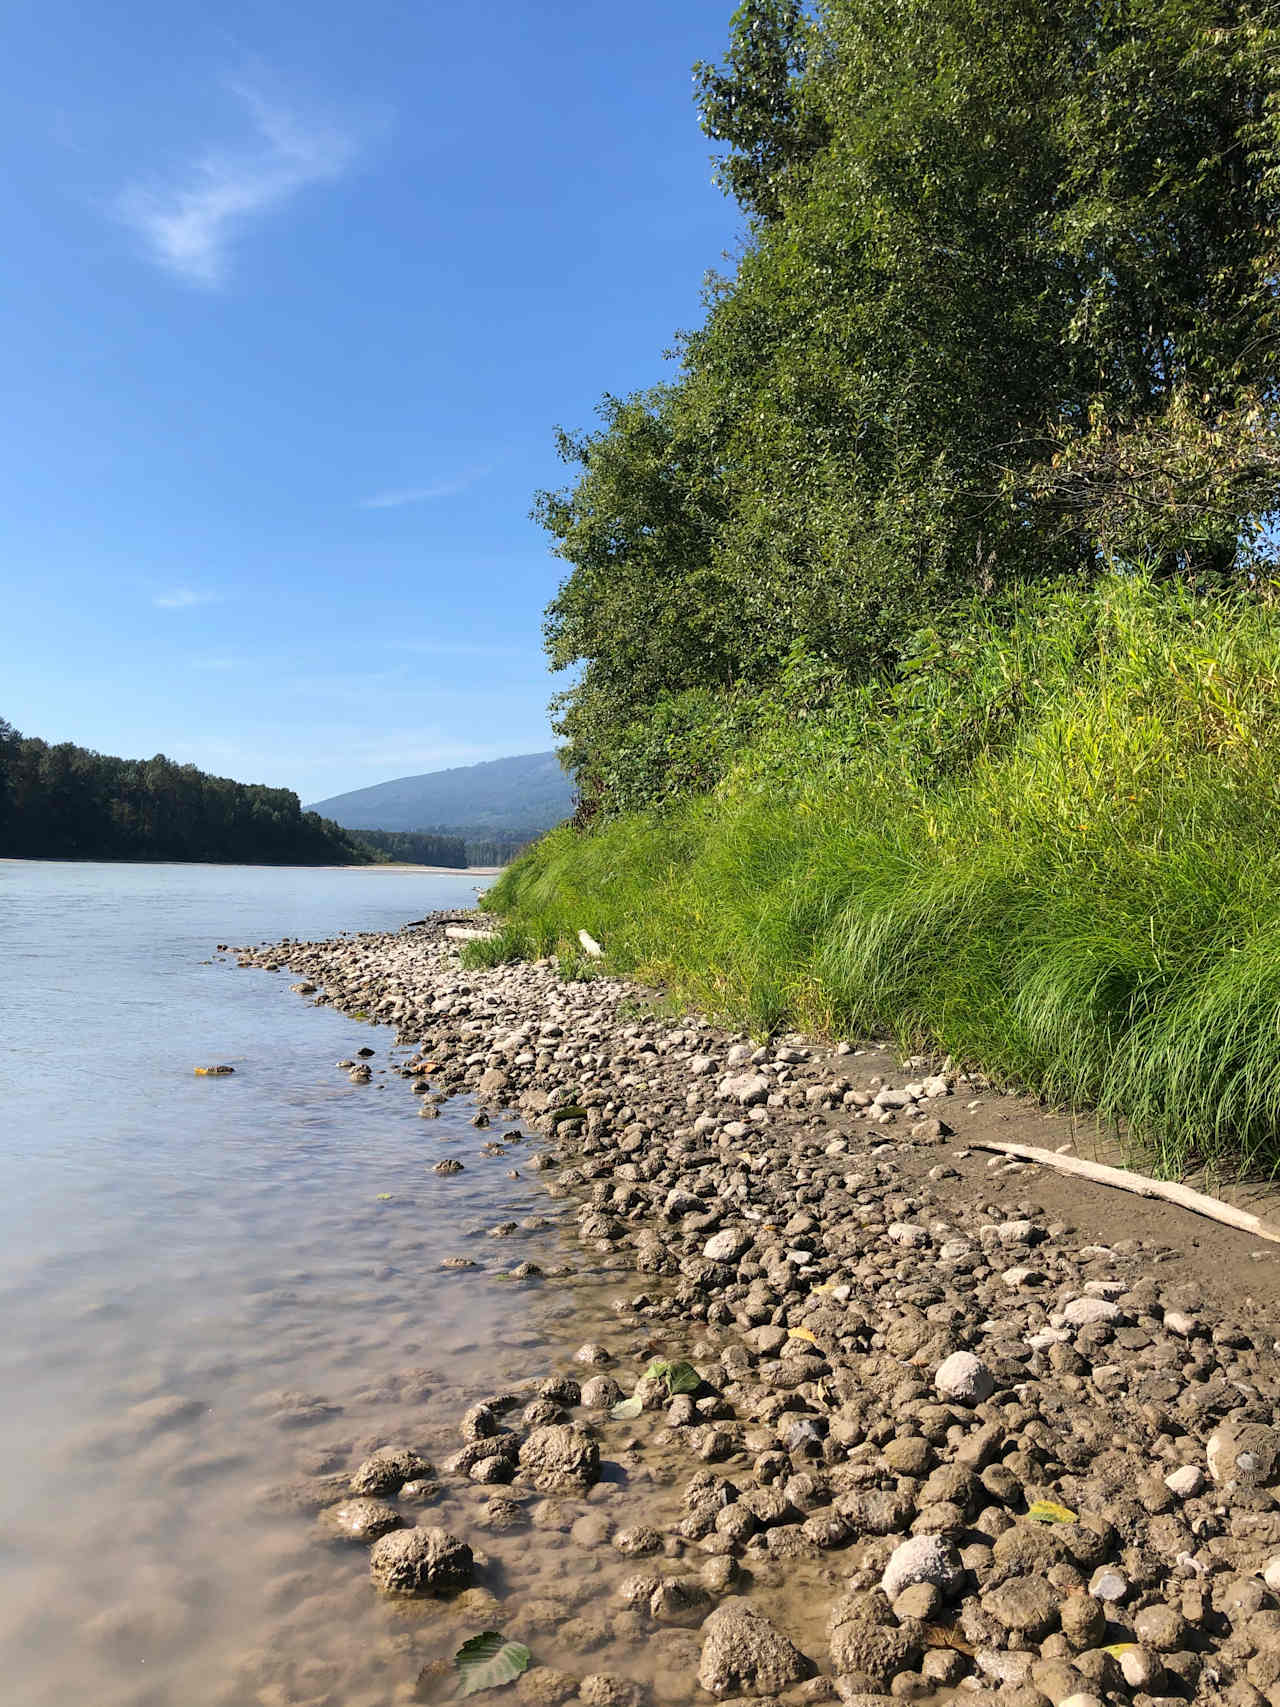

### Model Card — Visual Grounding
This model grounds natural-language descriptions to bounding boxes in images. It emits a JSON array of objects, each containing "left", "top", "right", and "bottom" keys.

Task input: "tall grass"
[{"left": 487, "top": 576, "right": 1280, "bottom": 1177}]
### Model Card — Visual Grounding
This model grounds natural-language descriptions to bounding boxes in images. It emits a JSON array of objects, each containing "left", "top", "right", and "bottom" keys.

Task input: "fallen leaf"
[
  {"left": 788, "top": 1327, "right": 821, "bottom": 1347},
  {"left": 1027, "top": 1499, "right": 1078, "bottom": 1526},
  {"left": 455, "top": 1633, "right": 530, "bottom": 1696}
]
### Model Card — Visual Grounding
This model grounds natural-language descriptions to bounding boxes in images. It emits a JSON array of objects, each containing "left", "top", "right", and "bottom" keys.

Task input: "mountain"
[{"left": 306, "top": 751, "right": 574, "bottom": 837}]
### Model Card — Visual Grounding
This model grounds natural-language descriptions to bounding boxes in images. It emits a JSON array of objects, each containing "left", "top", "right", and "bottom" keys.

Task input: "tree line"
[
  {"left": 0, "top": 719, "right": 374, "bottom": 865},
  {"left": 538, "top": 0, "right": 1280, "bottom": 814}
]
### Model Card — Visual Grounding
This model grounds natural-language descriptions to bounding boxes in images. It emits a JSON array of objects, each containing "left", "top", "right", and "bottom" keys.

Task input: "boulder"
[
  {"left": 518, "top": 1423, "right": 600, "bottom": 1494},
  {"left": 368, "top": 1526, "right": 473, "bottom": 1596},
  {"left": 697, "top": 1598, "right": 815, "bottom": 1698}
]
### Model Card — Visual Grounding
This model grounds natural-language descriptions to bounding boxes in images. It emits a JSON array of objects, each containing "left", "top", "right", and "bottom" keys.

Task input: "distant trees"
[
  {"left": 354, "top": 829, "right": 469, "bottom": 867},
  {"left": 0, "top": 722, "right": 374, "bottom": 864},
  {"left": 540, "top": 0, "right": 1280, "bottom": 810}
]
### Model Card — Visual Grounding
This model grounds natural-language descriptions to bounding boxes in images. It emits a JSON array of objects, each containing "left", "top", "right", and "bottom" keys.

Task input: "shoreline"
[{"left": 236, "top": 911, "right": 1280, "bottom": 1705}]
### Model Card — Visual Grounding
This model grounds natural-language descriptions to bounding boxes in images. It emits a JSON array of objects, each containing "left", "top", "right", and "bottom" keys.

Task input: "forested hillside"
[
  {"left": 0, "top": 719, "right": 374, "bottom": 865},
  {"left": 487, "top": 0, "right": 1280, "bottom": 1175},
  {"left": 308, "top": 751, "right": 572, "bottom": 837}
]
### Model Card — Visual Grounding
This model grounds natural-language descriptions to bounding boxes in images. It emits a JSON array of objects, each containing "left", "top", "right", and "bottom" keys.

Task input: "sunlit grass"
[{"left": 485, "top": 575, "right": 1280, "bottom": 1176}]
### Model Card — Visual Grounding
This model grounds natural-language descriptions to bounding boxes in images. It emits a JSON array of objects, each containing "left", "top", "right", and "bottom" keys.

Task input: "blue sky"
[{"left": 0, "top": 0, "right": 742, "bottom": 801}]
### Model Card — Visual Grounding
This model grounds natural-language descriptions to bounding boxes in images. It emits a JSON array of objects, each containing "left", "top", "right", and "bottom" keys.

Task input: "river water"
[{"left": 0, "top": 861, "right": 646, "bottom": 1707}]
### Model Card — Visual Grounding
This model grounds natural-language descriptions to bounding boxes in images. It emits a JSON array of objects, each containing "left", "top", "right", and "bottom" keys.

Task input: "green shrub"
[{"left": 489, "top": 576, "right": 1280, "bottom": 1176}]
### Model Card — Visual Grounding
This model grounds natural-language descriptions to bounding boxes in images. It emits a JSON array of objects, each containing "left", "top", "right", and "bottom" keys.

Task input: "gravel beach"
[{"left": 237, "top": 912, "right": 1280, "bottom": 1707}]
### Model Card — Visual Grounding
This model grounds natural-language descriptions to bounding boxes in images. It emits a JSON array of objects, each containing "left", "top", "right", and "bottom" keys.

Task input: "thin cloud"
[
  {"left": 153, "top": 587, "right": 220, "bottom": 609},
  {"left": 359, "top": 467, "right": 490, "bottom": 509},
  {"left": 116, "top": 78, "right": 359, "bottom": 287}
]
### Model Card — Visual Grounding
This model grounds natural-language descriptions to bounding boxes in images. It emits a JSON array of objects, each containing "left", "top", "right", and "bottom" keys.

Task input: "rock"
[
  {"left": 1132, "top": 1603, "right": 1188, "bottom": 1653},
  {"left": 697, "top": 1599, "right": 815, "bottom": 1698},
  {"left": 1062, "top": 1297, "right": 1120, "bottom": 1327},
  {"left": 580, "top": 1376, "right": 623, "bottom": 1409},
  {"left": 704, "top": 1229, "right": 750, "bottom": 1264},
  {"left": 1207, "top": 1419, "right": 1280, "bottom": 1488},
  {"left": 516, "top": 1668, "right": 580, "bottom": 1707},
  {"left": 350, "top": 1446, "right": 434, "bottom": 1496},
  {"left": 518, "top": 1424, "right": 601, "bottom": 1494},
  {"left": 1164, "top": 1464, "right": 1204, "bottom": 1499},
  {"left": 982, "top": 1576, "right": 1057, "bottom": 1639},
  {"left": 720, "top": 1073, "right": 771, "bottom": 1107},
  {"left": 934, "top": 1352, "right": 994, "bottom": 1404},
  {"left": 1059, "top": 1595, "right": 1106, "bottom": 1649},
  {"left": 881, "top": 1536, "right": 963, "bottom": 1602},
  {"left": 317, "top": 1498, "right": 402, "bottom": 1543},
  {"left": 578, "top": 1677, "right": 644, "bottom": 1707},
  {"left": 368, "top": 1526, "right": 473, "bottom": 1597},
  {"left": 828, "top": 1590, "right": 921, "bottom": 1688}
]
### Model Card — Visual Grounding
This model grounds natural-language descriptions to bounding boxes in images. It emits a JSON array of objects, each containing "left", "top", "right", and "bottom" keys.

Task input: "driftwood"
[
  {"left": 444, "top": 925, "right": 495, "bottom": 942},
  {"left": 970, "top": 1138, "right": 1280, "bottom": 1246}
]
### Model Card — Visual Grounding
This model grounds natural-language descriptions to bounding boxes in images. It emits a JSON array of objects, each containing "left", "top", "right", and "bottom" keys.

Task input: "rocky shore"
[{"left": 237, "top": 913, "right": 1280, "bottom": 1707}]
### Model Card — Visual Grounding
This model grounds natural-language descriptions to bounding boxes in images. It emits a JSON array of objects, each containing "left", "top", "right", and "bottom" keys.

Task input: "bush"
[{"left": 489, "top": 576, "right": 1280, "bottom": 1176}]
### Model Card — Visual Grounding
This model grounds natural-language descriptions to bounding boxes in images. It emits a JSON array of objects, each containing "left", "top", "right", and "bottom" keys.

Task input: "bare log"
[{"left": 969, "top": 1139, "right": 1280, "bottom": 1246}]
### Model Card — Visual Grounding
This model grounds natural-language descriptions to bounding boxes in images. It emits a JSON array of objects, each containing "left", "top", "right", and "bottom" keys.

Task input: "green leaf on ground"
[
  {"left": 455, "top": 1632, "right": 530, "bottom": 1696},
  {"left": 609, "top": 1394, "right": 644, "bottom": 1421},
  {"left": 547, "top": 1106, "right": 588, "bottom": 1124}
]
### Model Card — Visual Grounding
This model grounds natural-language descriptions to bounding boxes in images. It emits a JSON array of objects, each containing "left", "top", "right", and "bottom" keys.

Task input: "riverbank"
[{"left": 239, "top": 912, "right": 1280, "bottom": 1707}]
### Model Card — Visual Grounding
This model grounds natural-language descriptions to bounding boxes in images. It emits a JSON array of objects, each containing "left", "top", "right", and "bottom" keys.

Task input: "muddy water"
[{"left": 0, "top": 863, "right": 697, "bottom": 1707}]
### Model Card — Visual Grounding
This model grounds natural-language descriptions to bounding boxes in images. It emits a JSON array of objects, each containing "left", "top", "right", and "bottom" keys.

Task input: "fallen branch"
[{"left": 969, "top": 1139, "right": 1280, "bottom": 1247}]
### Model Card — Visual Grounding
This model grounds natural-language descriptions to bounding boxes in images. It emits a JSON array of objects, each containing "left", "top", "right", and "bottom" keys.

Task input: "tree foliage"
[
  {"left": 539, "top": 0, "right": 1280, "bottom": 812},
  {"left": 0, "top": 721, "right": 374, "bottom": 864}
]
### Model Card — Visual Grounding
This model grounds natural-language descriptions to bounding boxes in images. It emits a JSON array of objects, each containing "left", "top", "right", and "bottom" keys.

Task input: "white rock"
[
  {"left": 1263, "top": 1557, "right": 1280, "bottom": 1593},
  {"left": 1002, "top": 1266, "right": 1041, "bottom": 1289},
  {"left": 1118, "top": 1648, "right": 1157, "bottom": 1689},
  {"left": 1164, "top": 1465, "right": 1204, "bottom": 1499},
  {"left": 1060, "top": 1695, "right": 1105, "bottom": 1707},
  {"left": 690, "top": 1054, "right": 717, "bottom": 1076},
  {"left": 922, "top": 1075, "right": 951, "bottom": 1098},
  {"left": 1063, "top": 1296, "right": 1121, "bottom": 1327},
  {"left": 881, "top": 1534, "right": 963, "bottom": 1601},
  {"left": 887, "top": 1223, "right": 929, "bottom": 1248},
  {"left": 1083, "top": 1279, "right": 1126, "bottom": 1299},
  {"left": 938, "top": 1240, "right": 972, "bottom": 1261},
  {"left": 725, "top": 1043, "right": 753, "bottom": 1067},
  {"left": 996, "top": 1219, "right": 1035, "bottom": 1244},
  {"left": 1088, "top": 1567, "right": 1128, "bottom": 1602},
  {"left": 702, "top": 1229, "right": 747, "bottom": 1263},
  {"left": 1163, "top": 1309, "right": 1197, "bottom": 1337},
  {"left": 934, "top": 1351, "right": 994, "bottom": 1404}
]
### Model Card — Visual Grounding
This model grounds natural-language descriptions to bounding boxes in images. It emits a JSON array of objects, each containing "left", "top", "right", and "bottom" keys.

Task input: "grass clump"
[{"left": 488, "top": 576, "right": 1280, "bottom": 1178}]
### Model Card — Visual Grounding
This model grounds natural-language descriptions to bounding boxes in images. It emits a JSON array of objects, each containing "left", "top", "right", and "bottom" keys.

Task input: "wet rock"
[
  {"left": 350, "top": 1446, "right": 434, "bottom": 1496},
  {"left": 317, "top": 1498, "right": 403, "bottom": 1543},
  {"left": 368, "top": 1525, "right": 473, "bottom": 1597},
  {"left": 400, "top": 1478, "right": 442, "bottom": 1506},
  {"left": 650, "top": 1576, "right": 712, "bottom": 1625},
  {"left": 614, "top": 1526, "right": 663, "bottom": 1557},
  {"left": 519, "top": 1424, "right": 601, "bottom": 1494},
  {"left": 697, "top": 1598, "right": 815, "bottom": 1698},
  {"left": 580, "top": 1376, "right": 623, "bottom": 1410},
  {"left": 579, "top": 1675, "right": 647, "bottom": 1707},
  {"left": 517, "top": 1668, "right": 580, "bottom": 1707}
]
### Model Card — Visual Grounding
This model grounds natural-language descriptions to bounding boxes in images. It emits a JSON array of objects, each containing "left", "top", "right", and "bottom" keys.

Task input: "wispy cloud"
[
  {"left": 153, "top": 587, "right": 220, "bottom": 610},
  {"left": 116, "top": 78, "right": 360, "bottom": 287},
  {"left": 358, "top": 467, "right": 490, "bottom": 509}
]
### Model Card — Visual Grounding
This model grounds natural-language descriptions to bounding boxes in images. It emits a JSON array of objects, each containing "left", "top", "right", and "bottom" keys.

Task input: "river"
[{"left": 0, "top": 861, "right": 627, "bottom": 1707}]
